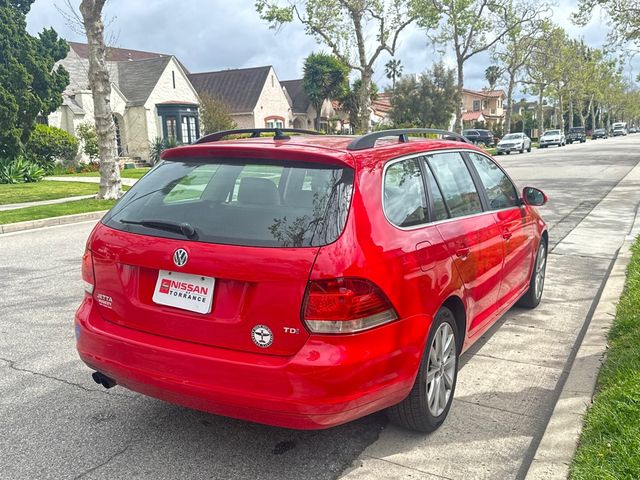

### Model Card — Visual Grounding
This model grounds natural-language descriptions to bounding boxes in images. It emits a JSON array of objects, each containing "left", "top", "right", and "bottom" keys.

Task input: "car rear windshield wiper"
[{"left": 119, "top": 219, "right": 198, "bottom": 239}]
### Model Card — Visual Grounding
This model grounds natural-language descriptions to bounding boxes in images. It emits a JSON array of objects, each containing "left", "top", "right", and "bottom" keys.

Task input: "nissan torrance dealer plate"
[{"left": 152, "top": 270, "right": 215, "bottom": 314}]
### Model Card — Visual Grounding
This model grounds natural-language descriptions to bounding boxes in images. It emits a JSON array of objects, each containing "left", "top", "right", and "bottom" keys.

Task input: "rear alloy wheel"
[
  {"left": 518, "top": 239, "right": 547, "bottom": 308},
  {"left": 387, "top": 307, "right": 459, "bottom": 432}
]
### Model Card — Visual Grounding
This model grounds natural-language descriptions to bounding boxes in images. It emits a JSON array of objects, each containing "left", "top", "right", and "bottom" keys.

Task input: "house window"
[
  {"left": 165, "top": 116, "right": 177, "bottom": 140},
  {"left": 482, "top": 99, "right": 488, "bottom": 110},
  {"left": 157, "top": 104, "right": 200, "bottom": 144},
  {"left": 473, "top": 100, "right": 480, "bottom": 112},
  {"left": 180, "top": 116, "right": 199, "bottom": 143},
  {"left": 265, "top": 116, "right": 285, "bottom": 128}
]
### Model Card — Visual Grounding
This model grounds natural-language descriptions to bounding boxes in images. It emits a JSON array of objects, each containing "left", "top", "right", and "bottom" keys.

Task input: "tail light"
[
  {"left": 302, "top": 278, "right": 397, "bottom": 334},
  {"left": 81, "top": 249, "right": 95, "bottom": 295}
]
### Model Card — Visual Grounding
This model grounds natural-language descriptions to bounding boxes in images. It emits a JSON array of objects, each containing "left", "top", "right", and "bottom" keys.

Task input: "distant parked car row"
[{"left": 463, "top": 123, "right": 635, "bottom": 155}]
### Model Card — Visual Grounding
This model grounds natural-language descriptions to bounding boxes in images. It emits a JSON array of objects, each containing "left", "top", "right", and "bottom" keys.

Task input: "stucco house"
[
  {"left": 461, "top": 89, "right": 506, "bottom": 128},
  {"left": 189, "top": 66, "right": 292, "bottom": 130},
  {"left": 48, "top": 42, "right": 201, "bottom": 163}
]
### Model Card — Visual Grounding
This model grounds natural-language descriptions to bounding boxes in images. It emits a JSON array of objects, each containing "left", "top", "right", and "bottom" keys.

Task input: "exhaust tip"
[{"left": 92, "top": 371, "right": 117, "bottom": 389}]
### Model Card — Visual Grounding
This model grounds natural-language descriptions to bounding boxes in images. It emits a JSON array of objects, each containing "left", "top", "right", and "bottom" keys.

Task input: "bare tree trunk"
[
  {"left": 456, "top": 60, "right": 464, "bottom": 133},
  {"left": 558, "top": 93, "right": 565, "bottom": 133},
  {"left": 358, "top": 68, "right": 373, "bottom": 134},
  {"left": 80, "top": 0, "right": 121, "bottom": 200},
  {"left": 568, "top": 95, "right": 574, "bottom": 128},
  {"left": 505, "top": 72, "right": 516, "bottom": 134},
  {"left": 584, "top": 95, "right": 596, "bottom": 130},
  {"left": 537, "top": 89, "right": 544, "bottom": 137}
]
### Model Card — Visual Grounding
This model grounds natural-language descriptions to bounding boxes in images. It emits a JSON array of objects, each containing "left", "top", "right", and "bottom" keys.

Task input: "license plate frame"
[{"left": 152, "top": 270, "right": 215, "bottom": 314}]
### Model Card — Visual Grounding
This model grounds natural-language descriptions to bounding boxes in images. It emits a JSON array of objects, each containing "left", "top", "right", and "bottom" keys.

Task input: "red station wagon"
[{"left": 76, "top": 128, "right": 548, "bottom": 432}]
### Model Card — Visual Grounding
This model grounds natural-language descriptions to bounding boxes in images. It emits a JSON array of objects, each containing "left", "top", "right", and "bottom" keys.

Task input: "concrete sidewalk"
[
  {"left": 0, "top": 194, "right": 96, "bottom": 211},
  {"left": 341, "top": 160, "right": 640, "bottom": 479},
  {"left": 46, "top": 176, "right": 138, "bottom": 187}
]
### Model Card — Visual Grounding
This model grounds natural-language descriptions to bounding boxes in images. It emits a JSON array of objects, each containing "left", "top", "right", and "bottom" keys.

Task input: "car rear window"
[{"left": 103, "top": 158, "right": 354, "bottom": 248}]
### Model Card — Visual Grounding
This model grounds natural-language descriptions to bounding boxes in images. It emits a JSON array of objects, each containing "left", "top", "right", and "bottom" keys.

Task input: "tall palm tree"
[
  {"left": 485, "top": 65, "right": 502, "bottom": 91},
  {"left": 385, "top": 59, "right": 404, "bottom": 92}
]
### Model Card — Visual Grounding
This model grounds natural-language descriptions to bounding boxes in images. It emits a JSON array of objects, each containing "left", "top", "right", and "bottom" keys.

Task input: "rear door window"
[
  {"left": 104, "top": 159, "right": 354, "bottom": 248},
  {"left": 427, "top": 152, "right": 483, "bottom": 218},
  {"left": 384, "top": 158, "right": 428, "bottom": 227}
]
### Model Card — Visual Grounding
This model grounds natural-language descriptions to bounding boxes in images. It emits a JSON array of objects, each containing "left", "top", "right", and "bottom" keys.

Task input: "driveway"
[{"left": 1, "top": 136, "right": 639, "bottom": 479}]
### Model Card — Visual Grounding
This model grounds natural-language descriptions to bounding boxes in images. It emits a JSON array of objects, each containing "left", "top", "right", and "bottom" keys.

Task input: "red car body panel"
[{"left": 75, "top": 135, "right": 547, "bottom": 429}]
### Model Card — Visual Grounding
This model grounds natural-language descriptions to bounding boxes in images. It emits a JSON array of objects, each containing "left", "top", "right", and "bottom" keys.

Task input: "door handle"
[
  {"left": 455, "top": 246, "right": 471, "bottom": 258},
  {"left": 502, "top": 229, "right": 513, "bottom": 240}
]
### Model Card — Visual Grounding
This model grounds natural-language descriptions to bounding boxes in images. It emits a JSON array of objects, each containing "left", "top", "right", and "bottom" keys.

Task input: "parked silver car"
[
  {"left": 539, "top": 129, "right": 566, "bottom": 148},
  {"left": 496, "top": 132, "right": 532, "bottom": 155}
]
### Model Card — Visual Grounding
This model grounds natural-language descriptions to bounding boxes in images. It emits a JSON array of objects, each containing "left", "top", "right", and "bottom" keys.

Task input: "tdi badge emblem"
[{"left": 251, "top": 325, "right": 273, "bottom": 348}]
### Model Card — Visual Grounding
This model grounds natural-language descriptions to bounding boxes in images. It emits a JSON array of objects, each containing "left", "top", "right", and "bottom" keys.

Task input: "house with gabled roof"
[
  {"left": 189, "top": 66, "right": 291, "bottom": 130},
  {"left": 48, "top": 42, "right": 201, "bottom": 163},
  {"left": 280, "top": 78, "right": 340, "bottom": 131}
]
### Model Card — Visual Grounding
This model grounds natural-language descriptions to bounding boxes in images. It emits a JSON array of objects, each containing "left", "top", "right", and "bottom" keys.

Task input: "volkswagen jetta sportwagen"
[{"left": 76, "top": 128, "right": 548, "bottom": 433}]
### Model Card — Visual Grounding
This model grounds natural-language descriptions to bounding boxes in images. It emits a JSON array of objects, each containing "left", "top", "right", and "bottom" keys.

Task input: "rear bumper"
[{"left": 75, "top": 297, "right": 427, "bottom": 429}]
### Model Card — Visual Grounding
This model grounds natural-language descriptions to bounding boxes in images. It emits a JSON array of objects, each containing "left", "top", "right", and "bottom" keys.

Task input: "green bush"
[
  {"left": 76, "top": 122, "right": 100, "bottom": 161},
  {"left": 150, "top": 137, "right": 179, "bottom": 165},
  {"left": 25, "top": 124, "right": 79, "bottom": 172},
  {"left": 0, "top": 157, "right": 45, "bottom": 184}
]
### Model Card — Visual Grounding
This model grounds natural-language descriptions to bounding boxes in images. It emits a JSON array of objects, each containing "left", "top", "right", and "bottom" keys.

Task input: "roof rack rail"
[
  {"left": 194, "top": 128, "right": 321, "bottom": 144},
  {"left": 346, "top": 128, "right": 470, "bottom": 151}
]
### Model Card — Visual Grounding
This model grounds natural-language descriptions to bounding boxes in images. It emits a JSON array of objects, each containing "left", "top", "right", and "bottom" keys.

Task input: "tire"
[
  {"left": 517, "top": 238, "right": 547, "bottom": 309},
  {"left": 387, "top": 307, "right": 459, "bottom": 433},
  {"left": 527, "top": 146, "right": 532, "bottom": 152},
  {"left": 507, "top": 151, "right": 511, "bottom": 155},
  {"left": 519, "top": 148, "right": 524, "bottom": 154}
]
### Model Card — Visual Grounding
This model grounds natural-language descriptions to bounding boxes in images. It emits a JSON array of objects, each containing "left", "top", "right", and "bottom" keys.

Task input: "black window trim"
[
  {"left": 382, "top": 148, "right": 522, "bottom": 231},
  {"left": 463, "top": 150, "right": 524, "bottom": 211}
]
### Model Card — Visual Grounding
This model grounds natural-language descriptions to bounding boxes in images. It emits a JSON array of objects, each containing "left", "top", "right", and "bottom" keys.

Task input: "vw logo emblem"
[
  {"left": 173, "top": 248, "right": 188, "bottom": 267},
  {"left": 251, "top": 325, "right": 273, "bottom": 348}
]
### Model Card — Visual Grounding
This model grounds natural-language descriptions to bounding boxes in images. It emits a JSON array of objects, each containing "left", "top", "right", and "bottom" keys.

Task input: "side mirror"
[{"left": 522, "top": 187, "right": 548, "bottom": 206}]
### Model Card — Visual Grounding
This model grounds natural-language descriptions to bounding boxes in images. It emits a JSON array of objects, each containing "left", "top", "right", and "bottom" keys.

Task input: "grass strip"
[
  {"left": 0, "top": 198, "right": 116, "bottom": 225},
  {"left": 570, "top": 238, "right": 640, "bottom": 479},
  {"left": 0, "top": 181, "right": 98, "bottom": 205}
]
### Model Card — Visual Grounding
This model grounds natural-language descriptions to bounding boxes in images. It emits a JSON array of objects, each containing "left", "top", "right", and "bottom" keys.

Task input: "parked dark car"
[
  {"left": 566, "top": 127, "right": 586, "bottom": 144},
  {"left": 592, "top": 128, "right": 608, "bottom": 139},
  {"left": 462, "top": 129, "right": 495, "bottom": 147}
]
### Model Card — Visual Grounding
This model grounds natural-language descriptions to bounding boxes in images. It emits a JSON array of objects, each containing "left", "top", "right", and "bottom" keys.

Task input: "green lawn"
[
  {"left": 61, "top": 168, "right": 150, "bottom": 179},
  {"left": 571, "top": 238, "right": 640, "bottom": 479},
  {"left": 0, "top": 198, "right": 116, "bottom": 225},
  {"left": 0, "top": 181, "right": 98, "bottom": 205}
]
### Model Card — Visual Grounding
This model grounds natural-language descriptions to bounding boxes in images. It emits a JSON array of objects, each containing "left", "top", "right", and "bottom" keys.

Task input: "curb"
[
  {"left": 524, "top": 238, "right": 635, "bottom": 479},
  {"left": 0, "top": 210, "right": 107, "bottom": 235}
]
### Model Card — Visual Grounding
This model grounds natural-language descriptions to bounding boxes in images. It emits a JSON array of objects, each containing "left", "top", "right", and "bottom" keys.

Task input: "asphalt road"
[{"left": 1, "top": 135, "right": 639, "bottom": 480}]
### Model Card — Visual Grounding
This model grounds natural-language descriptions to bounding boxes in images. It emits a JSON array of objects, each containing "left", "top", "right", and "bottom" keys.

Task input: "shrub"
[
  {"left": 0, "top": 156, "right": 45, "bottom": 184},
  {"left": 150, "top": 137, "right": 179, "bottom": 165},
  {"left": 25, "top": 125, "right": 79, "bottom": 172},
  {"left": 76, "top": 122, "right": 100, "bottom": 161}
]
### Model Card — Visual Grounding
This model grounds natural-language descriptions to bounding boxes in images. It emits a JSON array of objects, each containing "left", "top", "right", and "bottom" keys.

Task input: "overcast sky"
[{"left": 25, "top": 0, "right": 634, "bottom": 96}]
